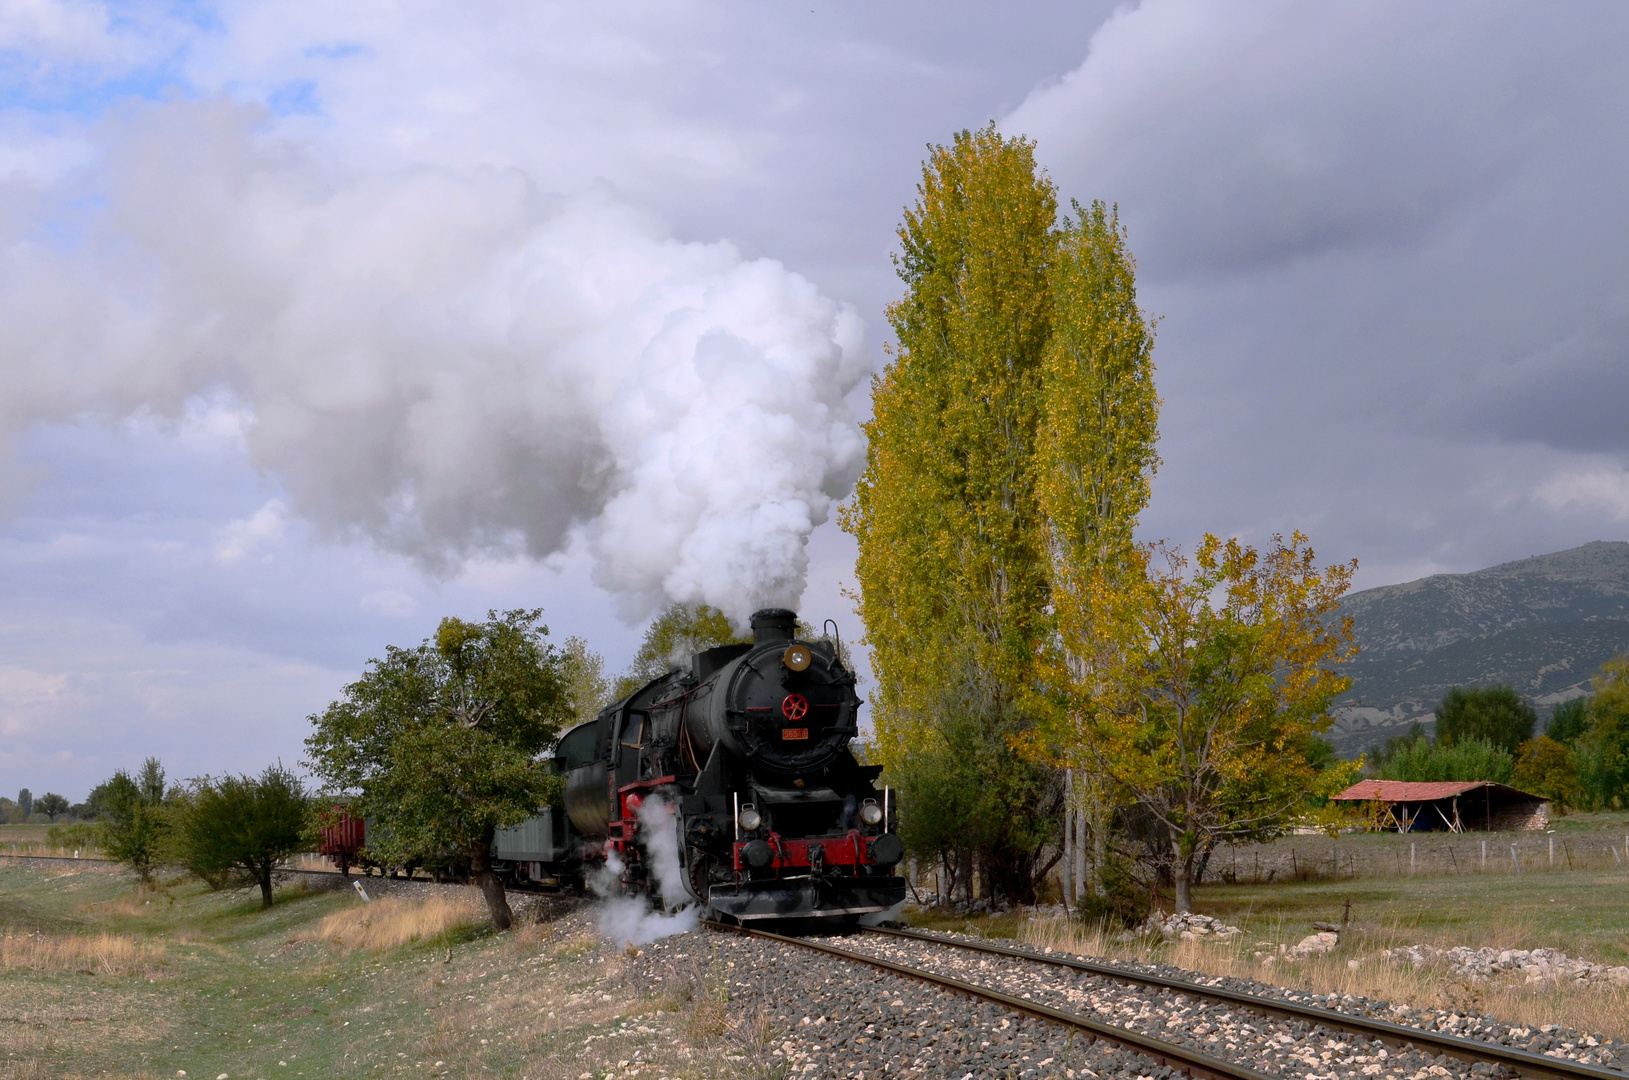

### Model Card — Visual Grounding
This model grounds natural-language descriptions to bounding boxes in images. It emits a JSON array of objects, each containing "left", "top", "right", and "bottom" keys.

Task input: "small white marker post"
[{"left": 353, "top": 879, "right": 371, "bottom": 903}]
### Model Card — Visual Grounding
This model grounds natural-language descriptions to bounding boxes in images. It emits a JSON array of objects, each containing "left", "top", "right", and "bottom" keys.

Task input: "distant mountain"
[{"left": 1325, "top": 541, "right": 1629, "bottom": 757}]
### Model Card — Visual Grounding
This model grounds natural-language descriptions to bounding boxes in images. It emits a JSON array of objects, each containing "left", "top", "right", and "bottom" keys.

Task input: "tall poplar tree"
[
  {"left": 1029, "top": 201, "right": 1161, "bottom": 895},
  {"left": 843, "top": 125, "right": 1060, "bottom": 904}
]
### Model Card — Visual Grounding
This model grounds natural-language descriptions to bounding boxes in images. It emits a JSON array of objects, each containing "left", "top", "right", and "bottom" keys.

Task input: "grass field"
[
  {"left": 0, "top": 826, "right": 58, "bottom": 847},
  {"left": 0, "top": 859, "right": 760, "bottom": 1080},
  {"left": 1209, "top": 810, "right": 1629, "bottom": 883},
  {"left": 0, "top": 824, "right": 100, "bottom": 859},
  {"left": 6, "top": 839, "right": 1628, "bottom": 1078}
]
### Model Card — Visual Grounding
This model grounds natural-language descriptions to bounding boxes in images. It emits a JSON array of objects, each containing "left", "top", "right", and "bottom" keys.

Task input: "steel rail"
[
  {"left": 862, "top": 925, "right": 1625, "bottom": 1080},
  {"left": 704, "top": 919, "right": 1280, "bottom": 1080}
]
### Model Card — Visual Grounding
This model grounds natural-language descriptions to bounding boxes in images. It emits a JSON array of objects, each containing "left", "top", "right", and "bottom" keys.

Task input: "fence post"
[
  {"left": 1410, "top": 842, "right": 1415, "bottom": 875},
  {"left": 1510, "top": 844, "right": 1521, "bottom": 873},
  {"left": 1549, "top": 837, "right": 1554, "bottom": 867},
  {"left": 1481, "top": 839, "right": 1487, "bottom": 871}
]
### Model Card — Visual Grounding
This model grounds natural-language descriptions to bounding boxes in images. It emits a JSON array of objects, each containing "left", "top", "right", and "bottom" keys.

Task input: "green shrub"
[
  {"left": 46, "top": 822, "right": 103, "bottom": 851},
  {"left": 1376, "top": 735, "right": 1513, "bottom": 784},
  {"left": 1073, "top": 853, "right": 1149, "bottom": 929}
]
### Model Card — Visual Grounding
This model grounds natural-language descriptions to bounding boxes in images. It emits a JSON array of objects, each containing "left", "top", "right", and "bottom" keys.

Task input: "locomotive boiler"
[{"left": 494, "top": 608, "right": 906, "bottom": 922}]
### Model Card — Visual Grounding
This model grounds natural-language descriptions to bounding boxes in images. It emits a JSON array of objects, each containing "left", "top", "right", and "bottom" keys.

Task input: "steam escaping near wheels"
[{"left": 590, "top": 795, "right": 700, "bottom": 946}]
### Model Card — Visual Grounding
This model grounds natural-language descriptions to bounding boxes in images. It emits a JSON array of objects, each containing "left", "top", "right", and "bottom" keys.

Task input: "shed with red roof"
[{"left": 1331, "top": 779, "right": 1548, "bottom": 832}]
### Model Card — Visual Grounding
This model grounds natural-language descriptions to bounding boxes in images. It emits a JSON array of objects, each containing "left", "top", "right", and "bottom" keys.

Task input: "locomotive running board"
[{"left": 708, "top": 874, "right": 906, "bottom": 921}]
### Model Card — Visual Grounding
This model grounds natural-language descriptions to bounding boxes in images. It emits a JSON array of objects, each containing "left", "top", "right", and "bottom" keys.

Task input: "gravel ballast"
[
  {"left": 817, "top": 928, "right": 1629, "bottom": 1079},
  {"left": 618, "top": 921, "right": 1629, "bottom": 1080},
  {"left": 631, "top": 927, "right": 1178, "bottom": 1080}
]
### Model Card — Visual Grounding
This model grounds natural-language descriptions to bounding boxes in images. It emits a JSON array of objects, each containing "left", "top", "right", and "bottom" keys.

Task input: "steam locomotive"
[
  {"left": 491, "top": 608, "right": 906, "bottom": 922},
  {"left": 318, "top": 610, "right": 905, "bottom": 920}
]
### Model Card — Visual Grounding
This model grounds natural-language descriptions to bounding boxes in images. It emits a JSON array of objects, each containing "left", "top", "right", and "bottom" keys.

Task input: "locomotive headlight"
[
  {"left": 860, "top": 800, "right": 883, "bottom": 826},
  {"left": 739, "top": 805, "right": 763, "bottom": 832}
]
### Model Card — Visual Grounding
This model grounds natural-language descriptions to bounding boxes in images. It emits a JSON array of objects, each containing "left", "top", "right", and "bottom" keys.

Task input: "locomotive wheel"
[{"left": 682, "top": 845, "right": 716, "bottom": 908}]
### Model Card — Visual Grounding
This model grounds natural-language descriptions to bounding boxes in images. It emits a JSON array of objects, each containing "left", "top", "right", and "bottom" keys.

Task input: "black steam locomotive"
[{"left": 492, "top": 608, "right": 905, "bottom": 922}]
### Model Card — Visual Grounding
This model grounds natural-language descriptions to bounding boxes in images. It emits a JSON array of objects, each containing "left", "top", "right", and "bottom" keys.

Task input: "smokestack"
[{"left": 750, "top": 608, "right": 797, "bottom": 646}]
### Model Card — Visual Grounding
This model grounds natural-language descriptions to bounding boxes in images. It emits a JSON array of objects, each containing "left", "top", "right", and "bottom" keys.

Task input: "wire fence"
[{"left": 1206, "top": 828, "right": 1629, "bottom": 884}]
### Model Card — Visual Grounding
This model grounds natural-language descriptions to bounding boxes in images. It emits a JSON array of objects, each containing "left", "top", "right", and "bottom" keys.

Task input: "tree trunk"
[
  {"left": 1173, "top": 868, "right": 1192, "bottom": 914},
  {"left": 1171, "top": 832, "right": 1193, "bottom": 913},
  {"left": 470, "top": 848, "right": 513, "bottom": 930},
  {"left": 259, "top": 864, "right": 274, "bottom": 908},
  {"left": 1193, "top": 839, "right": 1216, "bottom": 886},
  {"left": 1085, "top": 777, "right": 1106, "bottom": 898}
]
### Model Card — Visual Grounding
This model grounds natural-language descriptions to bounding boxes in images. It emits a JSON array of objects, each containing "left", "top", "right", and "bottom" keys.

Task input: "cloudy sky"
[{"left": 2, "top": 1, "right": 1627, "bottom": 799}]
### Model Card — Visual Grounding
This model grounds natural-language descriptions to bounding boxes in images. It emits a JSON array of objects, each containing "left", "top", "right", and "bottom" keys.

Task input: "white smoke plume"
[
  {"left": 587, "top": 795, "right": 700, "bottom": 945},
  {"left": 635, "top": 794, "right": 694, "bottom": 914},
  {"left": 0, "top": 101, "right": 868, "bottom": 621}
]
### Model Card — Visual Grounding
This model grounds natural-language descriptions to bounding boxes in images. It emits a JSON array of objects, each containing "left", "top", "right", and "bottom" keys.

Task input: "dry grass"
[
  {"left": 0, "top": 1027, "right": 57, "bottom": 1080},
  {"left": 308, "top": 895, "right": 482, "bottom": 951},
  {"left": 84, "top": 883, "right": 174, "bottom": 918},
  {"left": 1020, "top": 915, "right": 1629, "bottom": 1042},
  {"left": 0, "top": 930, "right": 165, "bottom": 977}
]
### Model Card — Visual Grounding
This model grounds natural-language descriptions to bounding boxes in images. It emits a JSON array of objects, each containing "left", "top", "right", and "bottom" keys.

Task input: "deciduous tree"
[
  {"left": 101, "top": 758, "right": 172, "bottom": 882},
  {"left": 1434, "top": 686, "right": 1535, "bottom": 756},
  {"left": 176, "top": 764, "right": 311, "bottom": 907},
  {"left": 1025, "top": 200, "right": 1161, "bottom": 897},
  {"left": 305, "top": 609, "right": 571, "bottom": 929},
  {"left": 35, "top": 793, "right": 69, "bottom": 822},
  {"left": 1062, "top": 534, "right": 1359, "bottom": 913},
  {"left": 613, "top": 604, "right": 747, "bottom": 700},
  {"left": 1512, "top": 736, "right": 1579, "bottom": 811},
  {"left": 1580, "top": 655, "right": 1629, "bottom": 809},
  {"left": 560, "top": 636, "right": 611, "bottom": 727},
  {"left": 843, "top": 125, "right": 1061, "bottom": 904},
  {"left": 1546, "top": 697, "right": 1590, "bottom": 745}
]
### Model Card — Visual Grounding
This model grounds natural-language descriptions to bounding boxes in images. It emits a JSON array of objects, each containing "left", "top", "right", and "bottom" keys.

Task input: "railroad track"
[
  {"left": 707, "top": 919, "right": 1626, "bottom": 1080},
  {"left": 707, "top": 918, "right": 1277, "bottom": 1080}
]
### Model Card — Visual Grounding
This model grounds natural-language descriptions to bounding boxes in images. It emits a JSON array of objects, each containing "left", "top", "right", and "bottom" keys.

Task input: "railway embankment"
[{"left": 5, "top": 853, "right": 1629, "bottom": 1079}]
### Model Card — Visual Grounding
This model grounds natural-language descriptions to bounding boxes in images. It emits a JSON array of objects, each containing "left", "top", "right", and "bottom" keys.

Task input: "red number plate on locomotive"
[{"left": 781, "top": 727, "right": 809, "bottom": 740}]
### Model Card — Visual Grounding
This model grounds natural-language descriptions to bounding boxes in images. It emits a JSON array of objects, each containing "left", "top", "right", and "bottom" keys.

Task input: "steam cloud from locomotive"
[
  {"left": 590, "top": 797, "right": 702, "bottom": 945},
  {"left": 0, "top": 101, "right": 868, "bottom": 621}
]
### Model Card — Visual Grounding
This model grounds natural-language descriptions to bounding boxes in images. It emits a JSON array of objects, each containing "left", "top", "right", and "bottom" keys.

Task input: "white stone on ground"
[{"left": 1385, "top": 944, "right": 1629, "bottom": 986}]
